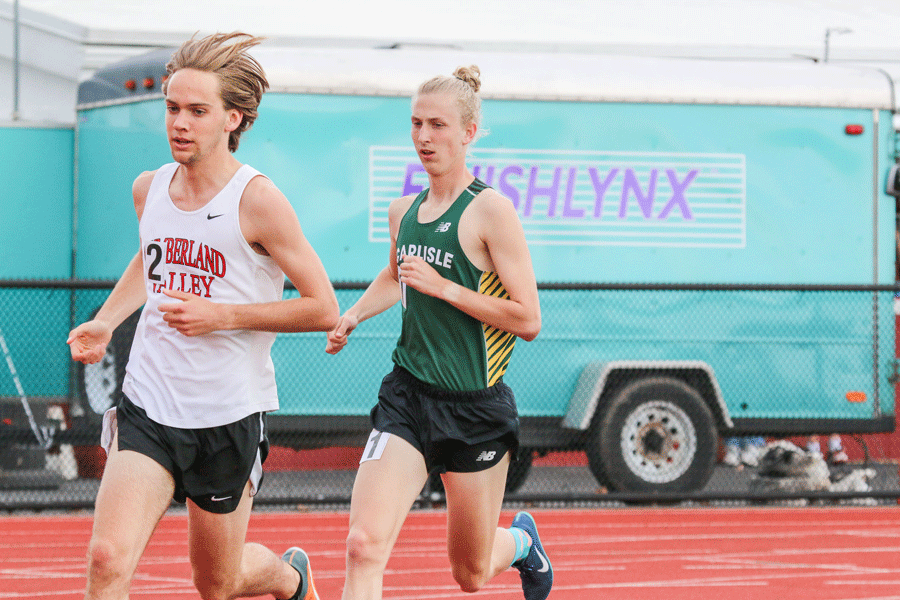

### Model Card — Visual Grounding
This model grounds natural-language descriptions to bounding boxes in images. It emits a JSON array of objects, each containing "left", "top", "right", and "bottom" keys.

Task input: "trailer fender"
[{"left": 563, "top": 360, "right": 733, "bottom": 431}]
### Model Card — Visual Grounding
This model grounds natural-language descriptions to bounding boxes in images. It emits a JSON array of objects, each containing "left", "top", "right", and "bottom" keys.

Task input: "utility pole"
[
  {"left": 12, "top": 0, "right": 20, "bottom": 120},
  {"left": 823, "top": 27, "right": 852, "bottom": 63}
]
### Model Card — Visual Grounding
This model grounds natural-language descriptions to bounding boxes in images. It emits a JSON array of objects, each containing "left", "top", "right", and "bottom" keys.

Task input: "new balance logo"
[
  {"left": 435, "top": 222, "right": 452, "bottom": 233},
  {"left": 476, "top": 451, "right": 497, "bottom": 462}
]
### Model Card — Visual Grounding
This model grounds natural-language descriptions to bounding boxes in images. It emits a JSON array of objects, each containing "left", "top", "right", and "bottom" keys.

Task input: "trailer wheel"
[
  {"left": 587, "top": 376, "right": 717, "bottom": 494},
  {"left": 75, "top": 308, "right": 141, "bottom": 416}
]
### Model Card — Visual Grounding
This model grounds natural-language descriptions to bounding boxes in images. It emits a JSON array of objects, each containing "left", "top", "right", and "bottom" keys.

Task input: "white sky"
[{"left": 15, "top": 0, "right": 900, "bottom": 58}]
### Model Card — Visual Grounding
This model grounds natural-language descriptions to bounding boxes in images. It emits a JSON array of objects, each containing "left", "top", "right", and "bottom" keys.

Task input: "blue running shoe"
[
  {"left": 512, "top": 511, "right": 553, "bottom": 600},
  {"left": 281, "top": 547, "right": 320, "bottom": 600}
]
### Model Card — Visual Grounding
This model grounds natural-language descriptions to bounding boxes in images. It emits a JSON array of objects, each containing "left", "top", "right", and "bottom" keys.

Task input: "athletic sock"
[{"left": 509, "top": 526, "right": 533, "bottom": 566}]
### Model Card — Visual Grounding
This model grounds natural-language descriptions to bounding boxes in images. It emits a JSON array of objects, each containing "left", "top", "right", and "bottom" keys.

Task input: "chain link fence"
[{"left": 0, "top": 279, "right": 898, "bottom": 510}]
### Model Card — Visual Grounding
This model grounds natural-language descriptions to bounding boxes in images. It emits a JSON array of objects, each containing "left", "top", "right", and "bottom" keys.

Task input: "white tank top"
[{"left": 122, "top": 162, "right": 284, "bottom": 428}]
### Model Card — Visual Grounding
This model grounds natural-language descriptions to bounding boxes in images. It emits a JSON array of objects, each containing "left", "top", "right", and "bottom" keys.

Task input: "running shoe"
[
  {"left": 512, "top": 511, "right": 553, "bottom": 600},
  {"left": 281, "top": 547, "right": 319, "bottom": 600}
]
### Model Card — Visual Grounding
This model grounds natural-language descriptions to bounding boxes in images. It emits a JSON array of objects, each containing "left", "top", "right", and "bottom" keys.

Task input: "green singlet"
[{"left": 391, "top": 178, "right": 517, "bottom": 391}]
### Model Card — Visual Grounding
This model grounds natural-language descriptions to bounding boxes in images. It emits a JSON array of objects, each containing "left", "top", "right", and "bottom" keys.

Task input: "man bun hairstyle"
[
  {"left": 164, "top": 32, "right": 270, "bottom": 152},
  {"left": 453, "top": 65, "right": 481, "bottom": 93},
  {"left": 416, "top": 65, "right": 483, "bottom": 138}
]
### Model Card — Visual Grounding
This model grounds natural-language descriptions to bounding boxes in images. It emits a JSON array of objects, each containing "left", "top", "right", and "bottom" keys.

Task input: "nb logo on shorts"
[
  {"left": 476, "top": 451, "right": 497, "bottom": 462},
  {"left": 435, "top": 221, "right": 452, "bottom": 233}
]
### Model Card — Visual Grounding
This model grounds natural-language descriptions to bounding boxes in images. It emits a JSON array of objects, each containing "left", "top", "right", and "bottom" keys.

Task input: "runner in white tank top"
[
  {"left": 66, "top": 33, "right": 337, "bottom": 600},
  {"left": 124, "top": 162, "right": 283, "bottom": 428}
]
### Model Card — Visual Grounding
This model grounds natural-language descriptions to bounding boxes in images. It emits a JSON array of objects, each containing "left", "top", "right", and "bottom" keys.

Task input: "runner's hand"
[
  {"left": 398, "top": 254, "right": 451, "bottom": 300},
  {"left": 326, "top": 313, "right": 359, "bottom": 354},
  {"left": 67, "top": 321, "right": 113, "bottom": 364},
  {"left": 159, "top": 288, "right": 223, "bottom": 336}
]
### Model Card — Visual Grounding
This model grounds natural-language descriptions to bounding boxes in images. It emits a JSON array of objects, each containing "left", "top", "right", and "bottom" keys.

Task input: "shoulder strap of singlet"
[{"left": 144, "top": 163, "right": 179, "bottom": 207}]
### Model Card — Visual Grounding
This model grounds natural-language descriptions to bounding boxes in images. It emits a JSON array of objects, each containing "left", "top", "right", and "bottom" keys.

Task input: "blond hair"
[
  {"left": 163, "top": 32, "right": 269, "bottom": 152},
  {"left": 416, "top": 65, "right": 483, "bottom": 137}
]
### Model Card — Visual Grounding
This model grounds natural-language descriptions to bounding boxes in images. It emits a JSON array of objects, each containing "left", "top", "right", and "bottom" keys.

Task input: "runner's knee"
[
  {"left": 192, "top": 568, "right": 237, "bottom": 600},
  {"left": 346, "top": 527, "right": 391, "bottom": 568},
  {"left": 86, "top": 537, "right": 130, "bottom": 582},
  {"left": 451, "top": 558, "right": 491, "bottom": 594}
]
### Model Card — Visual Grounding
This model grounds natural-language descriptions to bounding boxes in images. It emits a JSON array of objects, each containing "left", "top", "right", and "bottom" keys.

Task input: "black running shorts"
[
  {"left": 115, "top": 395, "right": 269, "bottom": 514},
  {"left": 370, "top": 365, "right": 520, "bottom": 474}
]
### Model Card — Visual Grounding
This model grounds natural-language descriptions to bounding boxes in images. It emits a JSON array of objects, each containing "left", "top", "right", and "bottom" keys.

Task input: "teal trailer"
[{"left": 72, "top": 47, "right": 900, "bottom": 493}]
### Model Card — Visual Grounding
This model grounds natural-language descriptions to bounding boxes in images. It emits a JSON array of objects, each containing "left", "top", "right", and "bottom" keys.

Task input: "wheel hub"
[
  {"left": 621, "top": 400, "right": 697, "bottom": 484},
  {"left": 639, "top": 424, "right": 667, "bottom": 457}
]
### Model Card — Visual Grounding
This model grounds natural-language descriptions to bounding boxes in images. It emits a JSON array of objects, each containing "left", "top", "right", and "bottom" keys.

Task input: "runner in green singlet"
[{"left": 326, "top": 65, "right": 551, "bottom": 600}]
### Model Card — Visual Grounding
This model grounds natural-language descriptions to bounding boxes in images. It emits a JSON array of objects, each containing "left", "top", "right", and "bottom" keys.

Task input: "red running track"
[{"left": 1, "top": 506, "right": 898, "bottom": 599}]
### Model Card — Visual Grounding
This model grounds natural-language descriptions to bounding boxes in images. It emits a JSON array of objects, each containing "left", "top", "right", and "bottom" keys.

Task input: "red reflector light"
[
  {"left": 124, "top": 79, "right": 137, "bottom": 91},
  {"left": 846, "top": 391, "right": 866, "bottom": 403},
  {"left": 845, "top": 124, "right": 864, "bottom": 135},
  {"left": 143, "top": 77, "right": 155, "bottom": 89}
]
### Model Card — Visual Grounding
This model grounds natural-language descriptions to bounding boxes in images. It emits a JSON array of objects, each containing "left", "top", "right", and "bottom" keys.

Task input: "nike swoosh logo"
[
  {"left": 536, "top": 549, "right": 550, "bottom": 573},
  {"left": 210, "top": 495, "right": 232, "bottom": 502},
  {"left": 207, "top": 213, "right": 224, "bottom": 220}
]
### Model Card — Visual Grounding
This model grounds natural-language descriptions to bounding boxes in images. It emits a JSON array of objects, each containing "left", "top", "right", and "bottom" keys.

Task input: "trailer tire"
[
  {"left": 587, "top": 376, "right": 717, "bottom": 494},
  {"left": 75, "top": 308, "right": 141, "bottom": 417}
]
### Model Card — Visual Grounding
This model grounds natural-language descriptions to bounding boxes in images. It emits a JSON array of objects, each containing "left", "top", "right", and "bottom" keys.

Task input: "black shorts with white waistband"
[
  {"left": 370, "top": 365, "right": 520, "bottom": 475},
  {"left": 115, "top": 395, "right": 269, "bottom": 514}
]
